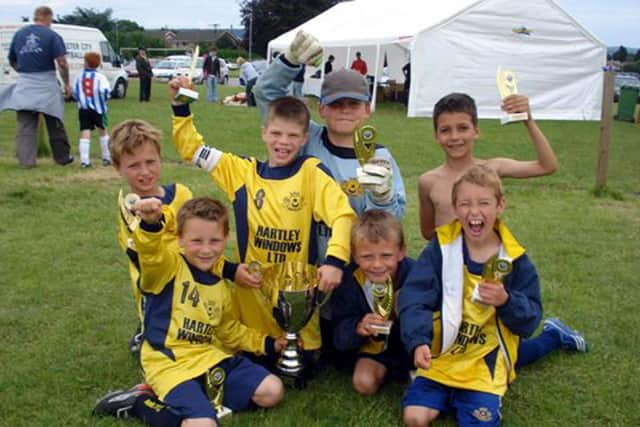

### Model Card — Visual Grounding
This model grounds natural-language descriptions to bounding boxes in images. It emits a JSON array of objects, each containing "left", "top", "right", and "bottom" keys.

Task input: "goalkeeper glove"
[
  {"left": 357, "top": 158, "right": 393, "bottom": 204},
  {"left": 285, "top": 31, "right": 323, "bottom": 67}
]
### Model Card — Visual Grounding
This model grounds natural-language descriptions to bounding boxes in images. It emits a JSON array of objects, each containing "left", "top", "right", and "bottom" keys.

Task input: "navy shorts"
[
  {"left": 163, "top": 355, "right": 271, "bottom": 420},
  {"left": 78, "top": 108, "right": 106, "bottom": 130},
  {"left": 403, "top": 377, "right": 502, "bottom": 427}
]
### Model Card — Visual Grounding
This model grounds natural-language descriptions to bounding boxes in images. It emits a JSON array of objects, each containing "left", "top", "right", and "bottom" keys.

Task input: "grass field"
[{"left": 1, "top": 79, "right": 639, "bottom": 427}]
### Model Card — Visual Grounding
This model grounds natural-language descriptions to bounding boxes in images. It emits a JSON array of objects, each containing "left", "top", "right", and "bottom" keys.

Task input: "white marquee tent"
[{"left": 268, "top": 0, "right": 606, "bottom": 120}]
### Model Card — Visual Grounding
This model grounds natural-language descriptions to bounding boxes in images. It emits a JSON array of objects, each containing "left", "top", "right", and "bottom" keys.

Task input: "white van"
[{"left": 0, "top": 23, "right": 129, "bottom": 98}]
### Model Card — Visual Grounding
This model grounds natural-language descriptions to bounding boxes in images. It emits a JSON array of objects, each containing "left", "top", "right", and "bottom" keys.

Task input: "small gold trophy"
[
  {"left": 472, "top": 254, "right": 513, "bottom": 305},
  {"left": 496, "top": 66, "right": 528, "bottom": 125},
  {"left": 370, "top": 277, "right": 394, "bottom": 336},
  {"left": 118, "top": 189, "right": 141, "bottom": 232},
  {"left": 206, "top": 367, "right": 232, "bottom": 418},
  {"left": 175, "top": 46, "right": 200, "bottom": 104},
  {"left": 353, "top": 124, "right": 377, "bottom": 166}
]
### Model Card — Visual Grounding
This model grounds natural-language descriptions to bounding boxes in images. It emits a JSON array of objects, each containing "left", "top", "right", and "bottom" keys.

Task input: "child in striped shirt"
[{"left": 73, "top": 51, "right": 112, "bottom": 168}]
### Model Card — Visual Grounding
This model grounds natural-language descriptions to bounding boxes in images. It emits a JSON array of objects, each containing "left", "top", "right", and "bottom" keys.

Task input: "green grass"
[{"left": 1, "top": 80, "right": 639, "bottom": 427}]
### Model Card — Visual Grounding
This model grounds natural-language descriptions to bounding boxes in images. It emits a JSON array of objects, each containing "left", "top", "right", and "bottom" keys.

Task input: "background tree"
[
  {"left": 612, "top": 45, "right": 628, "bottom": 62},
  {"left": 634, "top": 49, "right": 640, "bottom": 62},
  {"left": 55, "top": 7, "right": 163, "bottom": 57},
  {"left": 239, "top": 0, "right": 341, "bottom": 57}
]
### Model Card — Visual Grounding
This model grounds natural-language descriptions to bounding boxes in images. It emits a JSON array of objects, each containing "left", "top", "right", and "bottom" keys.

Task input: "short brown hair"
[
  {"left": 351, "top": 210, "right": 405, "bottom": 253},
  {"left": 84, "top": 52, "right": 101, "bottom": 69},
  {"left": 451, "top": 164, "right": 503, "bottom": 205},
  {"left": 264, "top": 96, "right": 310, "bottom": 133},
  {"left": 109, "top": 119, "right": 162, "bottom": 167},
  {"left": 433, "top": 93, "right": 478, "bottom": 131},
  {"left": 177, "top": 197, "right": 230, "bottom": 236},
  {"left": 34, "top": 6, "right": 53, "bottom": 21}
]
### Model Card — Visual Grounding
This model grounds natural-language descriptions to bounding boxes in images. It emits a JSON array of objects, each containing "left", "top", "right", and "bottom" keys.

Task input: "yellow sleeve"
[
  {"left": 132, "top": 207, "right": 180, "bottom": 295},
  {"left": 172, "top": 113, "right": 207, "bottom": 162},
  {"left": 209, "top": 153, "right": 254, "bottom": 202},
  {"left": 313, "top": 165, "right": 357, "bottom": 264},
  {"left": 215, "top": 282, "right": 269, "bottom": 355}
]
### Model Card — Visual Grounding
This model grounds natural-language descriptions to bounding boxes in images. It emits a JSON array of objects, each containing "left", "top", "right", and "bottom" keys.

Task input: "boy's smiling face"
[
  {"left": 116, "top": 142, "right": 162, "bottom": 197},
  {"left": 453, "top": 181, "right": 505, "bottom": 243},
  {"left": 262, "top": 118, "right": 308, "bottom": 167},
  {"left": 179, "top": 217, "right": 227, "bottom": 272},
  {"left": 354, "top": 237, "right": 406, "bottom": 284},
  {"left": 434, "top": 111, "right": 479, "bottom": 159},
  {"left": 319, "top": 98, "right": 371, "bottom": 138}
]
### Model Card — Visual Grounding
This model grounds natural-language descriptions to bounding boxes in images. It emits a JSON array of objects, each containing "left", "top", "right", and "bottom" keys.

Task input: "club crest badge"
[
  {"left": 340, "top": 178, "right": 364, "bottom": 197},
  {"left": 282, "top": 192, "right": 304, "bottom": 211},
  {"left": 472, "top": 407, "right": 493, "bottom": 422}
]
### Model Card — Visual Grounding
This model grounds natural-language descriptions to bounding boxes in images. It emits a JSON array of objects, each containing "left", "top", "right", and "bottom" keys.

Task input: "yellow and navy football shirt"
[{"left": 133, "top": 217, "right": 271, "bottom": 401}]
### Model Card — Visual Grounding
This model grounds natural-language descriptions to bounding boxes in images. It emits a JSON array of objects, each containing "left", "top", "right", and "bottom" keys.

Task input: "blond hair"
[
  {"left": 451, "top": 164, "right": 504, "bottom": 205},
  {"left": 177, "top": 198, "right": 230, "bottom": 236},
  {"left": 351, "top": 210, "right": 405, "bottom": 253},
  {"left": 109, "top": 120, "right": 162, "bottom": 167}
]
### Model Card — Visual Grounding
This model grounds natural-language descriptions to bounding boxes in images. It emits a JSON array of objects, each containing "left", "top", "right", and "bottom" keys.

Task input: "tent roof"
[
  {"left": 269, "top": 0, "right": 482, "bottom": 48},
  {"left": 269, "top": 0, "right": 604, "bottom": 49}
]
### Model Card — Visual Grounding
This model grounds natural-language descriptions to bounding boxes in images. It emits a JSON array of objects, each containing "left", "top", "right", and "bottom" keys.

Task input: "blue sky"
[{"left": 1, "top": 0, "right": 638, "bottom": 47}]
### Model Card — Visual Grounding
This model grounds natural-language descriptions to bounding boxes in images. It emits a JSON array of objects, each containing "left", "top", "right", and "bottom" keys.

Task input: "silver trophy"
[{"left": 259, "top": 262, "right": 328, "bottom": 385}]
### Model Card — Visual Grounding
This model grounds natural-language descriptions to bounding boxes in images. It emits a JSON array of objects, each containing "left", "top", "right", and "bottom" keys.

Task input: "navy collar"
[
  {"left": 181, "top": 254, "right": 221, "bottom": 285},
  {"left": 256, "top": 156, "right": 309, "bottom": 180}
]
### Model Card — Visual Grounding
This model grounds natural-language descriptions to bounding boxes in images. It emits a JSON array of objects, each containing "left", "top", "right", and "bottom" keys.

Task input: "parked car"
[
  {"left": 614, "top": 74, "right": 640, "bottom": 102},
  {"left": 124, "top": 60, "right": 138, "bottom": 78},
  {"left": 180, "top": 57, "right": 229, "bottom": 84},
  {"left": 152, "top": 59, "right": 187, "bottom": 81}
]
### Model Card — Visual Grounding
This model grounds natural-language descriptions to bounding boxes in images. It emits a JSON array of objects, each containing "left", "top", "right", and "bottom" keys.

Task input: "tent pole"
[
  {"left": 371, "top": 44, "right": 381, "bottom": 112},
  {"left": 346, "top": 46, "right": 352, "bottom": 69}
]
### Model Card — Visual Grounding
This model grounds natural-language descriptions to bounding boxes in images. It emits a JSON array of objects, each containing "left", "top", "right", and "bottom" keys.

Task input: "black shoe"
[
  {"left": 81, "top": 162, "right": 91, "bottom": 168},
  {"left": 92, "top": 384, "right": 153, "bottom": 419},
  {"left": 102, "top": 158, "right": 112, "bottom": 167},
  {"left": 60, "top": 156, "right": 74, "bottom": 166}
]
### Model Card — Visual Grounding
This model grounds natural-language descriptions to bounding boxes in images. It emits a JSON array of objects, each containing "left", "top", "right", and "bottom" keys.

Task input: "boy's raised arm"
[
  {"left": 418, "top": 172, "right": 437, "bottom": 240},
  {"left": 489, "top": 94, "right": 558, "bottom": 178},
  {"left": 254, "top": 31, "right": 323, "bottom": 118}
]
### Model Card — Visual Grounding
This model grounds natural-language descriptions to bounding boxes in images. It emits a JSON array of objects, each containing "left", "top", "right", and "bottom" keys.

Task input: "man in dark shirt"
[
  {"left": 135, "top": 47, "right": 153, "bottom": 102},
  {"left": 202, "top": 47, "right": 221, "bottom": 102},
  {"left": 7, "top": 6, "right": 73, "bottom": 168},
  {"left": 324, "top": 55, "right": 334, "bottom": 75}
]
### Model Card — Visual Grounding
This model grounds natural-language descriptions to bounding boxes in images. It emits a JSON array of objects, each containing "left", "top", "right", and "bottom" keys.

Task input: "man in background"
[
  {"left": 135, "top": 47, "right": 153, "bottom": 102},
  {"left": 1, "top": 6, "right": 73, "bottom": 168},
  {"left": 203, "top": 47, "right": 221, "bottom": 102}
]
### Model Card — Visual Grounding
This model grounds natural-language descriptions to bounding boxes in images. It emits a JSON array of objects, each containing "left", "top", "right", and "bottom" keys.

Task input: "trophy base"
[
  {"left": 370, "top": 320, "right": 393, "bottom": 335},
  {"left": 276, "top": 332, "right": 307, "bottom": 388},
  {"left": 500, "top": 112, "right": 528, "bottom": 125},
  {"left": 215, "top": 406, "right": 232, "bottom": 418},
  {"left": 471, "top": 285, "right": 489, "bottom": 306},
  {"left": 175, "top": 87, "right": 199, "bottom": 104}
]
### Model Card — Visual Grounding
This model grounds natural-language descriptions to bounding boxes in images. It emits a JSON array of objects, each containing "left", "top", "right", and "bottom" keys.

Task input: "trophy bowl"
[{"left": 260, "top": 262, "right": 327, "bottom": 382}]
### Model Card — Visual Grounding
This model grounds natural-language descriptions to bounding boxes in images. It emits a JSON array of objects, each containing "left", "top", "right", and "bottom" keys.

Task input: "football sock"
[
  {"left": 133, "top": 395, "right": 182, "bottom": 427},
  {"left": 99, "top": 135, "right": 111, "bottom": 161},
  {"left": 79, "top": 138, "right": 90, "bottom": 165},
  {"left": 515, "top": 329, "right": 560, "bottom": 369}
]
